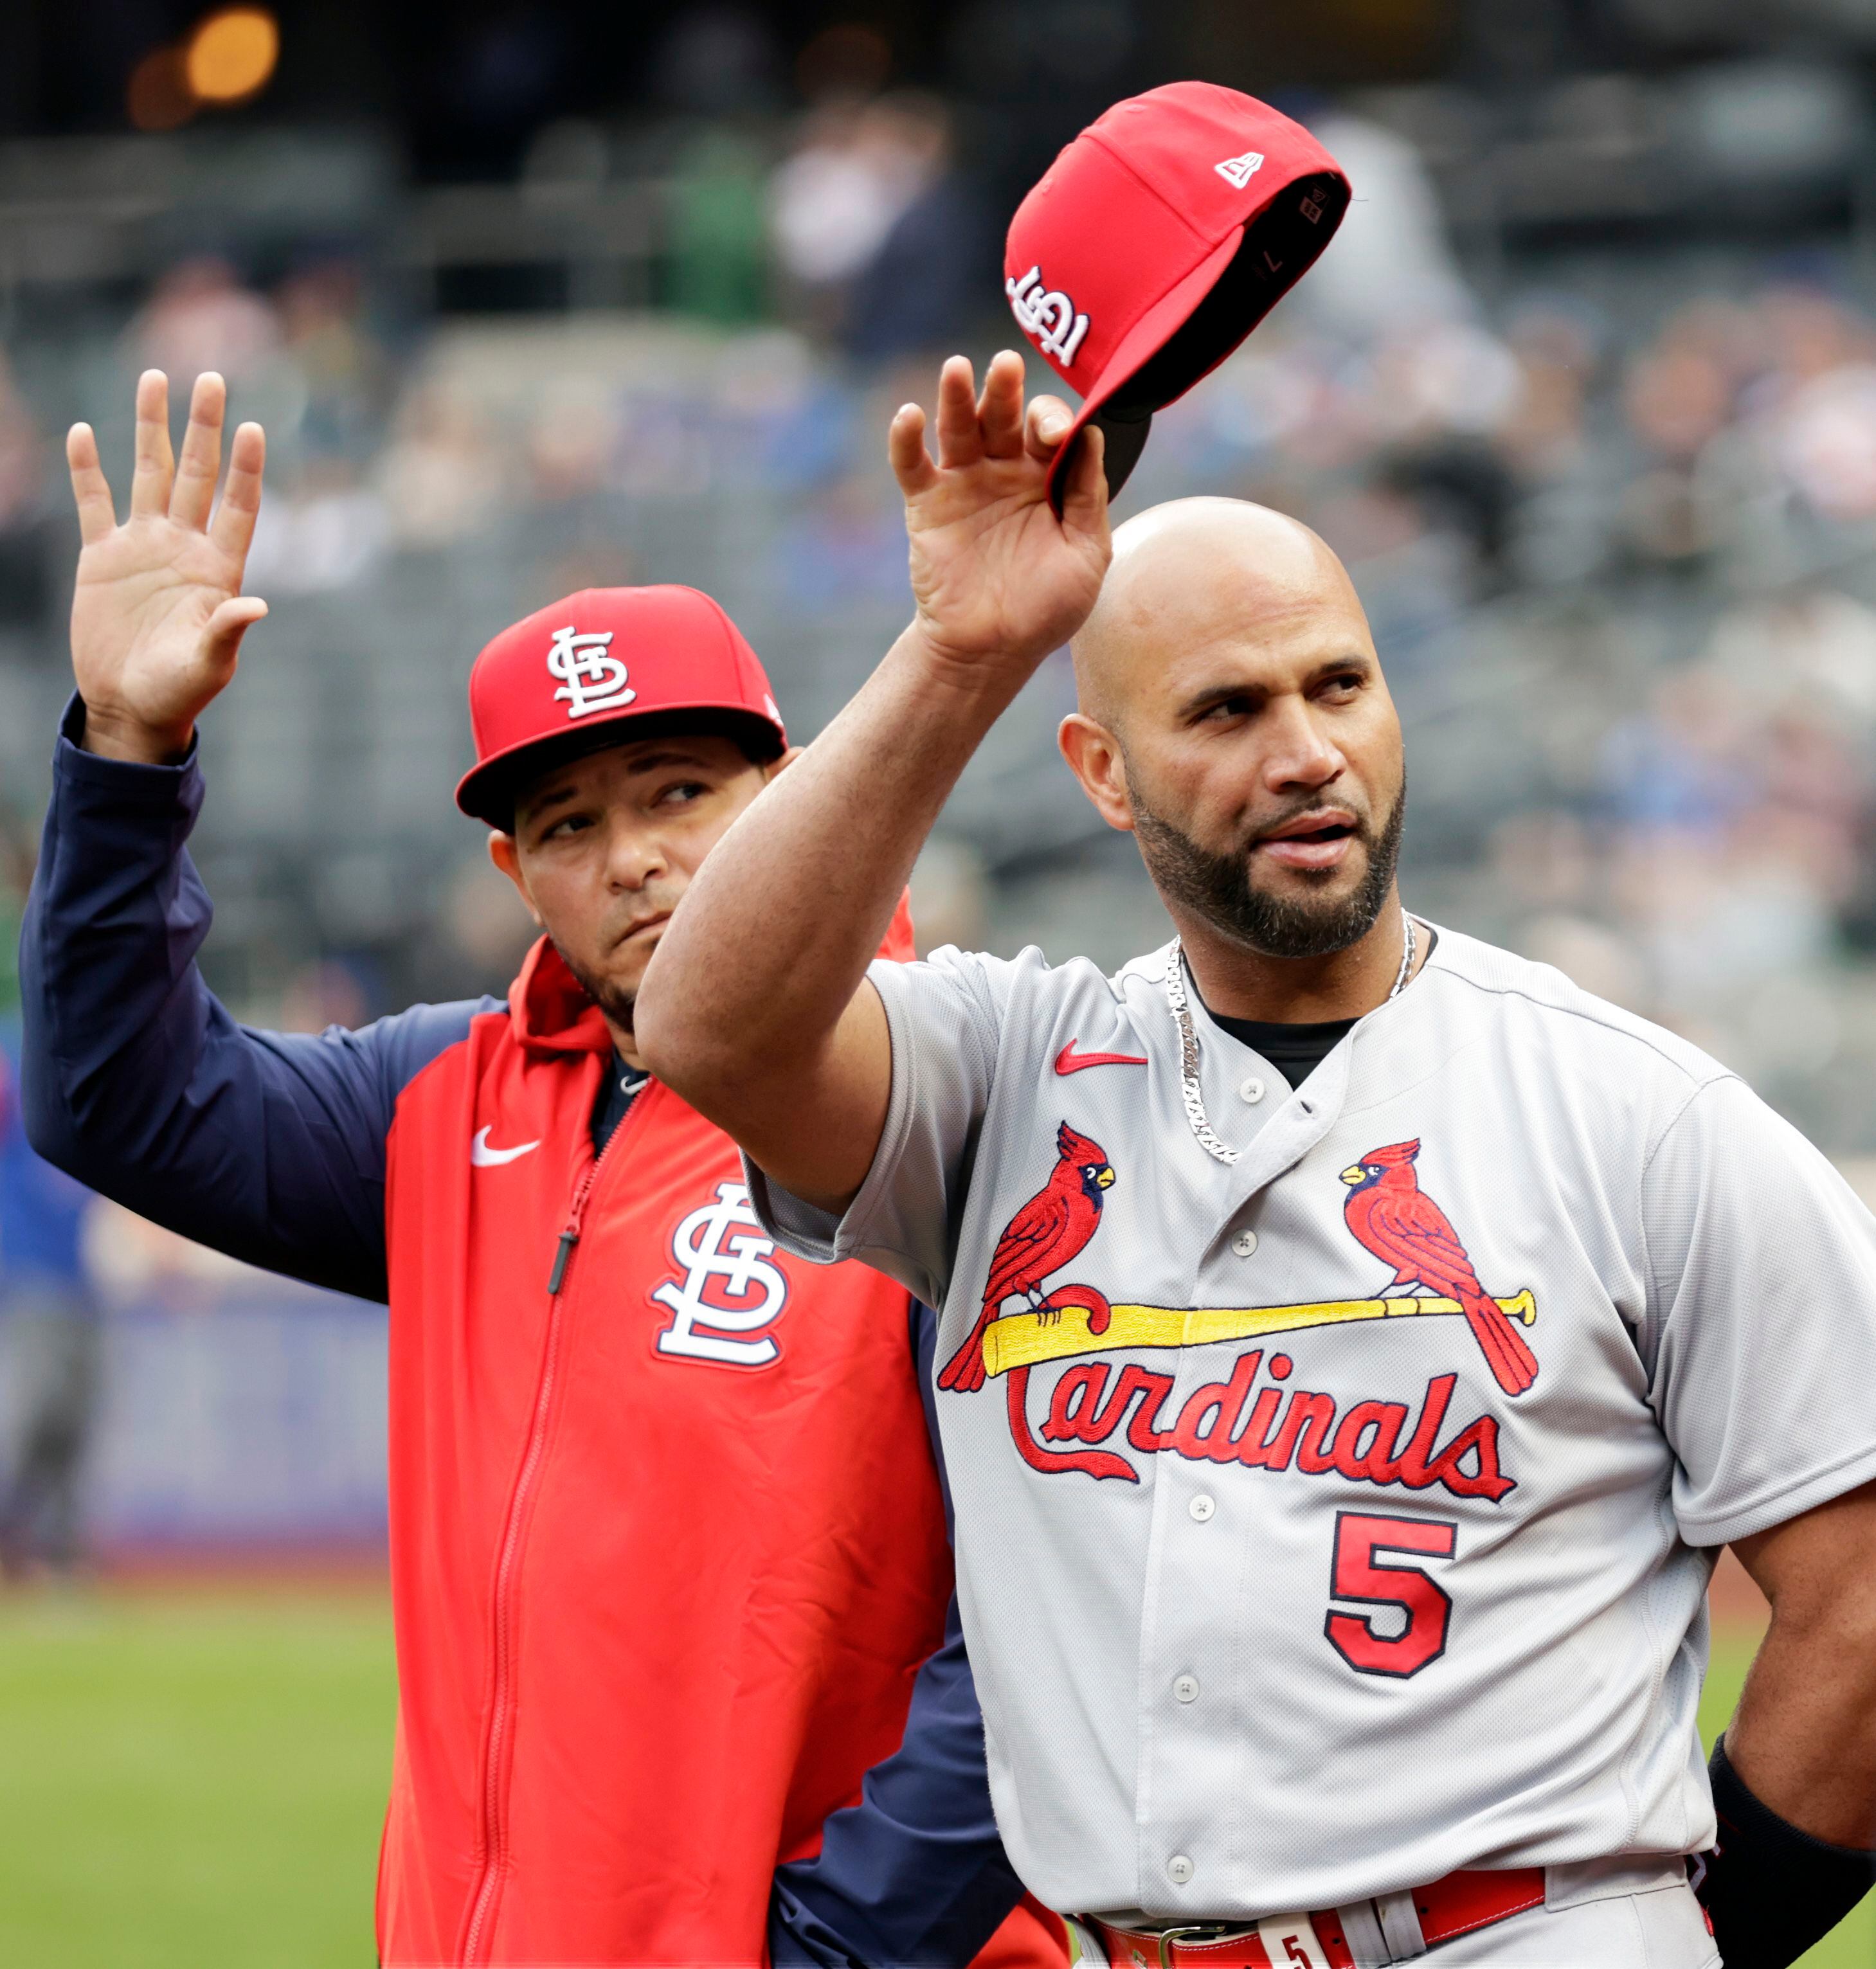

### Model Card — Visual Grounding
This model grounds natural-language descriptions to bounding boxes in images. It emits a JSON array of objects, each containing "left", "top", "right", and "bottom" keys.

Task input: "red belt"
[{"left": 1082, "top": 1866, "right": 1547, "bottom": 1968}]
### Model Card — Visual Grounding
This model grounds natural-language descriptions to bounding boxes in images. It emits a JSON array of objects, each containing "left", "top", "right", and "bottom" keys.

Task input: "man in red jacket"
[{"left": 21, "top": 369, "right": 1064, "bottom": 1968}]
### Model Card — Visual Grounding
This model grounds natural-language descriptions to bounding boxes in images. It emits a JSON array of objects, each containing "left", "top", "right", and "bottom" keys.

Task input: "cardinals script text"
[{"left": 1006, "top": 1345, "right": 1513, "bottom": 1500}]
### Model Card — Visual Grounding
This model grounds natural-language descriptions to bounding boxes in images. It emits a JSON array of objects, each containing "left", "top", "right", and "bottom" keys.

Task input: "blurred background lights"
[
  {"left": 127, "top": 6, "right": 280, "bottom": 128},
  {"left": 185, "top": 8, "right": 281, "bottom": 105},
  {"left": 125, "top": 47, "right": 197, "bottom": 133}
]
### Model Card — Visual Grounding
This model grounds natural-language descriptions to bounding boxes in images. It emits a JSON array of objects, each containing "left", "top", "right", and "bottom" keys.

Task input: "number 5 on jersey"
[{"left": 1324, "top": 1511, "right": 1457, "bottom": 1678}]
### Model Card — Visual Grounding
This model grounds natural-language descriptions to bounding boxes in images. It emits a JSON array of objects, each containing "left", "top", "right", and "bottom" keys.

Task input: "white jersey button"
[
  {"left": 1232, "top": 1230, "right": 1258, "bottom": 1257},
  {"left": 1238, "top": 1075, "right": 1265, "bottom": 1104},
  {"left": 1188, "top": 1493, "right": 1216, "bottom": 1522},
  {"left": 1167, "top": 1855, "right": 1195, "bottom": 1886},
  {"left": 1173, "top": 1674, "right": 1199, "bottom": 1704}
]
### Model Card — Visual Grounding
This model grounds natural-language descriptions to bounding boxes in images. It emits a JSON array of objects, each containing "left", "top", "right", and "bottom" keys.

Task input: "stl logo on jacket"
[
  {"left": 939, "top": 1121, "right": 1115, "bottom": 1393},
  {"left": 1340, "top": 1139, "right": 1539, "bottom": 1397}
]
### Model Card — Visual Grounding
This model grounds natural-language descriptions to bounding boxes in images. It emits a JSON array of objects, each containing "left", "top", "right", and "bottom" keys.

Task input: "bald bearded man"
[{"left": 638, "top": 354, "right": 1876, "bottom": 1968}]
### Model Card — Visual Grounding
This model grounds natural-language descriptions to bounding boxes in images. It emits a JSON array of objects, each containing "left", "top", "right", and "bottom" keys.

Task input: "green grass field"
[
  {"left": 0, "top": 1587, "right": 395, "bottom": 1967},
  {"left": 0, "top": 1588, "right": 1868, "bottom": 1966}
]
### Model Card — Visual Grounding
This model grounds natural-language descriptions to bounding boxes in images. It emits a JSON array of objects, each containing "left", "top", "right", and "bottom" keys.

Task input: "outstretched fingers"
[
  {"left": 129, "top": 370, "right": 175, "bottom": 519},
  {"left": 204, "top": 595, "right": 268, "bottom": 676},
  {"left": 208, "top": 420, "right": 266, "bottom": 561},
  {"left": 932, "top": 355, "right": 983, "bottom": 469},
  {"left": 170, "top": 373, "right": 227, "bottom": 531},
  {"left": 66, "top": 424, "right": 116, "bottom": 546},
  {"left": 979, "top": 350, "right": 1027, "bottom": 458},
  {"left": 888, "top": 402, "right": 938, "bottom": 498}
]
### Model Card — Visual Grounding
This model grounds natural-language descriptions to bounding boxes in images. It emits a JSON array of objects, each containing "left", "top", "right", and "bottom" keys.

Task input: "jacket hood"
[{"left": 509, "top": 939, "right": 615, "bottom": 1056}]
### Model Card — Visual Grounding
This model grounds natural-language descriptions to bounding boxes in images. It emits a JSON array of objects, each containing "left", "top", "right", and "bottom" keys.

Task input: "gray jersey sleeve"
[
  {"left": 744, "top": 947, "right": 1011, "bottom": 1308},
  {"left": 1641, "top": 1072, "right": 1876, "bottom": 1546}
]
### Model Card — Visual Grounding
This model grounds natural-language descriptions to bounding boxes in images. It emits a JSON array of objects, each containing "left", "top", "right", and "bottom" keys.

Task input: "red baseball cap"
[
  {"left": 1004, "top": 82, "right": 1351, "bottom": 508},
  {"left": 455, "top": 586, "right": 788, "bottom": 827}
]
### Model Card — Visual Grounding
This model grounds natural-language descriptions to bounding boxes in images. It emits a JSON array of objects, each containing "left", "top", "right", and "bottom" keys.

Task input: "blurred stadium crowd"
[{"left": 6, "top": 6, "right": 1876, "bottom": 1558}]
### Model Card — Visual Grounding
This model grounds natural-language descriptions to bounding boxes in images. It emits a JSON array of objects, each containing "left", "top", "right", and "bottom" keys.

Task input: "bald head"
[
  {"left": 1071, "top": 498, "right": 1371, "bottom": 732},
  {"left": 1056, "top": 494, "right": 1405, "bottom": 968}
]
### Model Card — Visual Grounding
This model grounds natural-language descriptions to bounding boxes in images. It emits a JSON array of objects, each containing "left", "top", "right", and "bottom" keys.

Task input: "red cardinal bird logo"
[
  {"left": 938, "top": 1120, "right": 1115, "bottom": 1394},
  {"left": 1341, "top": 1138, "right": 1540, "bottom": 1397}
]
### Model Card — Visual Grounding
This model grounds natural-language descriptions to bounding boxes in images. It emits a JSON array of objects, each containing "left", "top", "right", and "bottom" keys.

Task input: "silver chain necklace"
[{"left": 1164, "top": 913, "right": 1418, "bottom": 1167}]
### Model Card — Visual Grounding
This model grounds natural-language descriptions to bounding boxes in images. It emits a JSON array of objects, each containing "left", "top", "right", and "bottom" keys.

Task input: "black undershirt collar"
[
  {"left": 1198, "top": 926, "right": 1438, "bottom": 1090},
  {"left": 1206, "top": 1012, "right": 1356, "bottom": 1089}
]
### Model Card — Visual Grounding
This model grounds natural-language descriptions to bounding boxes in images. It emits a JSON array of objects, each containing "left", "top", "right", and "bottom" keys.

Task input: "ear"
[
  {"left": 1058, "top": 714, "right": 1134, "bottom": 834},
  {"left": 487, "top": 831, "right": 545, "bottom": 927},
  {"left": 761, "top": 744, "right": 804, "bottom": 784}
]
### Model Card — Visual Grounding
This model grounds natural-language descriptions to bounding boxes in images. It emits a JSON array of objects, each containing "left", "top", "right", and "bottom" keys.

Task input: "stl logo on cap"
[
  {"left": 546, "top": 625, "right": 636, "bottom": 720},
  {"left": 456, "top": 585, "right": 789, "bottom": 825},
  {"left": 1005, "top": 265, "right": 1092, "bottom": 366}
]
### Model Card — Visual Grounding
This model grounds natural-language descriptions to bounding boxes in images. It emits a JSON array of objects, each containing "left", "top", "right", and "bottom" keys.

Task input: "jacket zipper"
[{"left": 458, "top": 1080, "right": 651, "bottom": 1965}]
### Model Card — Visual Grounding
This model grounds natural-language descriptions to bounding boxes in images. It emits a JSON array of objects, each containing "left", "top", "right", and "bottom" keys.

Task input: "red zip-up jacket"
[
  {"left": 20, "top": 710, "right": 1063, "bottom": 1968},
  {"left": 379, "top": 931, "right": 1008, "bottom": 1961}
]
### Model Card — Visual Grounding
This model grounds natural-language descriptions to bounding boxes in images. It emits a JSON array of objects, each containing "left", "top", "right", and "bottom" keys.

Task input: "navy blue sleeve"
[
  {"left": 19, "top": 700, "right": 496, "bottom": 1304},
  {"left": 770, "top": 1300, "right": 1027, "bottom": 1968}
]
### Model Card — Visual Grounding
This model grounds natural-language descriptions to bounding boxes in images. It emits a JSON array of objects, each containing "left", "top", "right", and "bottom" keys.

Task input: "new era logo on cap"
[{"left": 1214, "top": 150, "right": 1265, "bottom": 188}]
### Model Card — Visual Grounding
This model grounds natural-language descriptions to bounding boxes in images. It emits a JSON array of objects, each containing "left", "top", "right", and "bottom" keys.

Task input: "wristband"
[{"left": 1696, "top": 1735, "right": 1875, "bottom": 1969}]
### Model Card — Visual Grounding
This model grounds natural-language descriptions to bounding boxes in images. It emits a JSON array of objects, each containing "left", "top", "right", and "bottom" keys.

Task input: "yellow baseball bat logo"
[{"left": 980, "top": 1290, "right": 1538, "bottom": 1380}]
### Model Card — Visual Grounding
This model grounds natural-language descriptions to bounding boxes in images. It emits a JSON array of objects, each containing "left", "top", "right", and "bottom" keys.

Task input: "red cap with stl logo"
[
  {"left": 455, "top": 585, "right": 788, "bottom": 827},
  {"left": 1004, "top": 82, "right": 1350, "bottom": 508}
]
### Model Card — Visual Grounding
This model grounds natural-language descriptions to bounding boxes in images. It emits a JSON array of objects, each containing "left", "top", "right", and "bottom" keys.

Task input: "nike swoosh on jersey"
[
  {"left": 471, "top": 1126, "right": 542, "bottom": 1167},
  {"left": 1054, "top": 1040, "right": 1150, "bottom": 1075}
]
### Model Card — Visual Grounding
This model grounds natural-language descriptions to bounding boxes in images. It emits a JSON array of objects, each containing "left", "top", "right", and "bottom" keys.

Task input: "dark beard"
[
  {"left": 554, "top": 940, "right": 636, "bottom": 1031},
  {"left": 1131, "top": 779, "right": 1406, "bottom": 960}
]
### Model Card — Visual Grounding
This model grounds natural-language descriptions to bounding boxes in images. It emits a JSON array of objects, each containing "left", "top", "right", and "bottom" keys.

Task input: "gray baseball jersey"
[{"left": 746, "top": 924, "right": 1876, "bottom": 1925}]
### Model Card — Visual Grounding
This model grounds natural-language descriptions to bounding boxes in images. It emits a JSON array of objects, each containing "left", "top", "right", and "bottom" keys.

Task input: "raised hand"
[
  {"left": 67, "top": 370, "right": 267, "bottom": 763},
  {"left": 888, "top": 351, "right": 1110, "bottom": 683}
]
